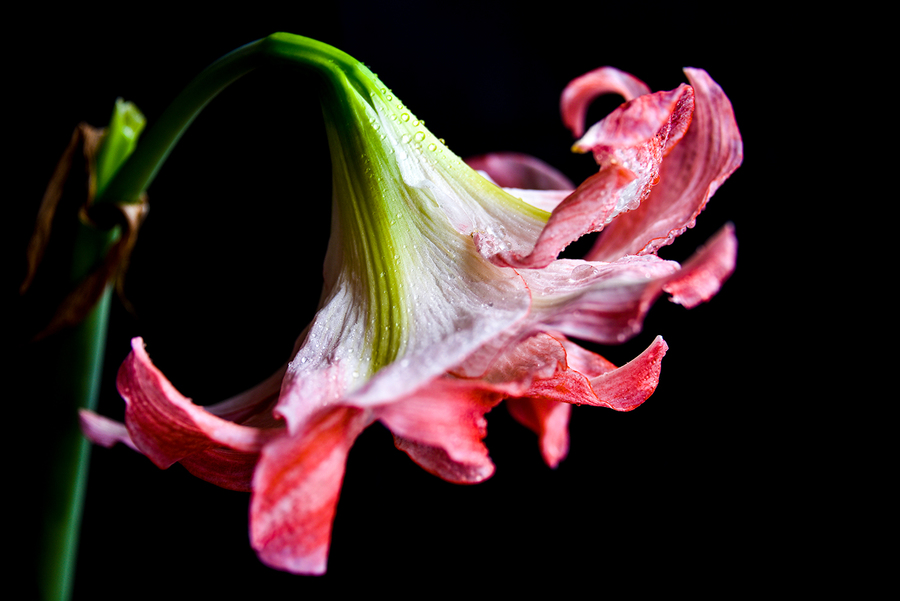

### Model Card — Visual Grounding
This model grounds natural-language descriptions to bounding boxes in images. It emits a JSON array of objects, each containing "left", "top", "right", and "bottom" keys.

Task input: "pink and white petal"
[
  {"left": 521, "top": 256, "right": 680, "bottom": 345},
  {"left": 377, "top": 380, "right": 504, "bottom": 484},
  {"left": 79, "top": 410, "right": 138, "bottom": 451},
  {"left": 506, "top": 397, "right": 571, "bottom": 468},
  {"left": 663, "top": 223, "right": 737, "bottom": 308},
  {"left": 250, "top": 406, "right": 371, "bottom": 575},
  {"left": 465, "top": 152, "right": 575, "bottom": 190},
  {"left": 280, "top": 233, "right": 533, "bottom": 427},
  {"left": 561, "top": 67, "right": 652, "bottom": 139},
  {"left": 116, "top": 337, "right": 282, "bottom": 470},
  {"left": 587, "top": 69, "right": 743, "bottom": 262},
  {"left": 485, "top": 86, "right": 694, "bottom": 270}
]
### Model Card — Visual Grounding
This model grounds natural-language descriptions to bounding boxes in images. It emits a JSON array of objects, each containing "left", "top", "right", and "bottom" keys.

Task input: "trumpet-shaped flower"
[{"left": 81, "top": 35, "right": 741, "bottom": 575}]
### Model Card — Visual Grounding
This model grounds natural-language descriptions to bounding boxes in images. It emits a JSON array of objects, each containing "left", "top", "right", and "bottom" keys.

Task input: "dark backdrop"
[{"left": 9, "top": 2, "right": 807, "bottom": 596}]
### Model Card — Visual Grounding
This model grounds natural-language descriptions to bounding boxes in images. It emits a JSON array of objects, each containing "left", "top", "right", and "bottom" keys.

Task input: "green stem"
[
  {"left": 40, "top": 284, "right": 112, "bottom": 601},
  {"left": 97, "top": 33, "right": 366, "bottom": 204},
  {"left": 39, "top": 100, "right": 144, "bottom": 601}
]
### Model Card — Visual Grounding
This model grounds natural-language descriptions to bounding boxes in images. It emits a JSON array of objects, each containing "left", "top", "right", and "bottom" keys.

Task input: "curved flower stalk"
[{"left": 80, "top": 34, "right": 741, "bottom": 575}]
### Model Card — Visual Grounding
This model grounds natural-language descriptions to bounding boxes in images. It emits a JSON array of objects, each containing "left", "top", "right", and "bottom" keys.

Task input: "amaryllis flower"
[{"left": 81, "top": 34, "right": 741, "bottom": 575}]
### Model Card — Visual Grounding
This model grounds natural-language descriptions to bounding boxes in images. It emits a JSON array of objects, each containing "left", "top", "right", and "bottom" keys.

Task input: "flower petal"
[
  {"left": 505, "top": 334, "right": 664, "bottom": 465},
  {"left": 514, "top": 335, "right": 667, "bottom": 411},
  {"left": 249, "top": 406, "right": 370, "bottom": 575},
  {"left": 378, "top": 379, "right": 504, "bottom": 484},
  {"left": 560, "top": 66, "right": 652, "bottom": 139},
  {"left": 663, "top": 223, "right": 737, "bottom": 308},
  {"left": 107, "top": 337, "right": 284, "bottom": 490},
  {"left": 587, "top": 69, "right": 743, "bottom": 261},
  {"left": 585, "top": 335, "right": 668, "bottom": 411},
  {"left": 465, "top": 152, "right": 574, "bottom": 190},
  {"left": 506, "top": 398, "right": 571, "bottom": 468},
  {"left": 485, "top": 85, "right": 694, "bottom": 269},
  {"left": 522, "top": 256, "right": 681, "bottom": 344},
  {"left": 78, "top": 410, "right": 138, "bottom": 451}
]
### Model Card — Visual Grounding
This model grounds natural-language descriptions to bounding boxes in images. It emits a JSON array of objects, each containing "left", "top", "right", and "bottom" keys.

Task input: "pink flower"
[{"left": 81, "top": 39, "right": 741, "bottom": 575}]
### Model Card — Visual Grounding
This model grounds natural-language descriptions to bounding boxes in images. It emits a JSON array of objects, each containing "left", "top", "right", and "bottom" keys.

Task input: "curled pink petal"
[
  {"left": 587, "top": 69, "right": 743, "bottom": 261},
  {"left": 465, "top": 152, "right": 575, "bottom": 190},
  {"left": 505, "top": 335, "right": 662, "bottom": 464},
  {"left": 513, "top": 336, "right": 666, "bottom": 411},
  {"left": 561, "top": 66, "right": 652, "bottom": 138},
  {"left": 378, "top": 380, "right": 504, "bottom": 483},
  {"left": 663, "top": 223, "right": 737, "bottom": 308},
  {"left": 587, "top": 336, "right": 668, "bottom": 411},
  {"left": 250, "top": 406, "right": 370, "bottom": 575},
  {"left": 487, "top": 85, "right": 694, "bottom": 270},
  {"left": 111, "top": 337, "right": 284, "bottom": 490}
]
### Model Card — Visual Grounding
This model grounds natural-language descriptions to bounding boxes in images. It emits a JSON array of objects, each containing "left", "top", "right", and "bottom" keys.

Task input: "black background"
[{"left": 9, "top": 1, "right": 818, "bottom": 597}]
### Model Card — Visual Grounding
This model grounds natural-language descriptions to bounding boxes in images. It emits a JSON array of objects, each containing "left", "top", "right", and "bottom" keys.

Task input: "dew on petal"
[{"left": 570, "top": 264, "right": 599, "bottom": 281}]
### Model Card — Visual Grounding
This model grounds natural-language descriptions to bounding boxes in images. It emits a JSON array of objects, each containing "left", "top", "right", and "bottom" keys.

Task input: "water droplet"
[
  {"left": 401, "top": 133, "right": 411, "bottom": 144},
  {"left": 427, "top": 143, "right": 437, "bottom": 151},
  {"left": 400, "top": 113, "right": 410, "bottom": 122},
  {"left": 571, "top": 264, "right": 599, "bottom": 281},
  {"left": 414, "top": 132, "right": 425, "bottom": 142},
  {"left": 439, "top": 138, "right": 446, "bottom": 145}
]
